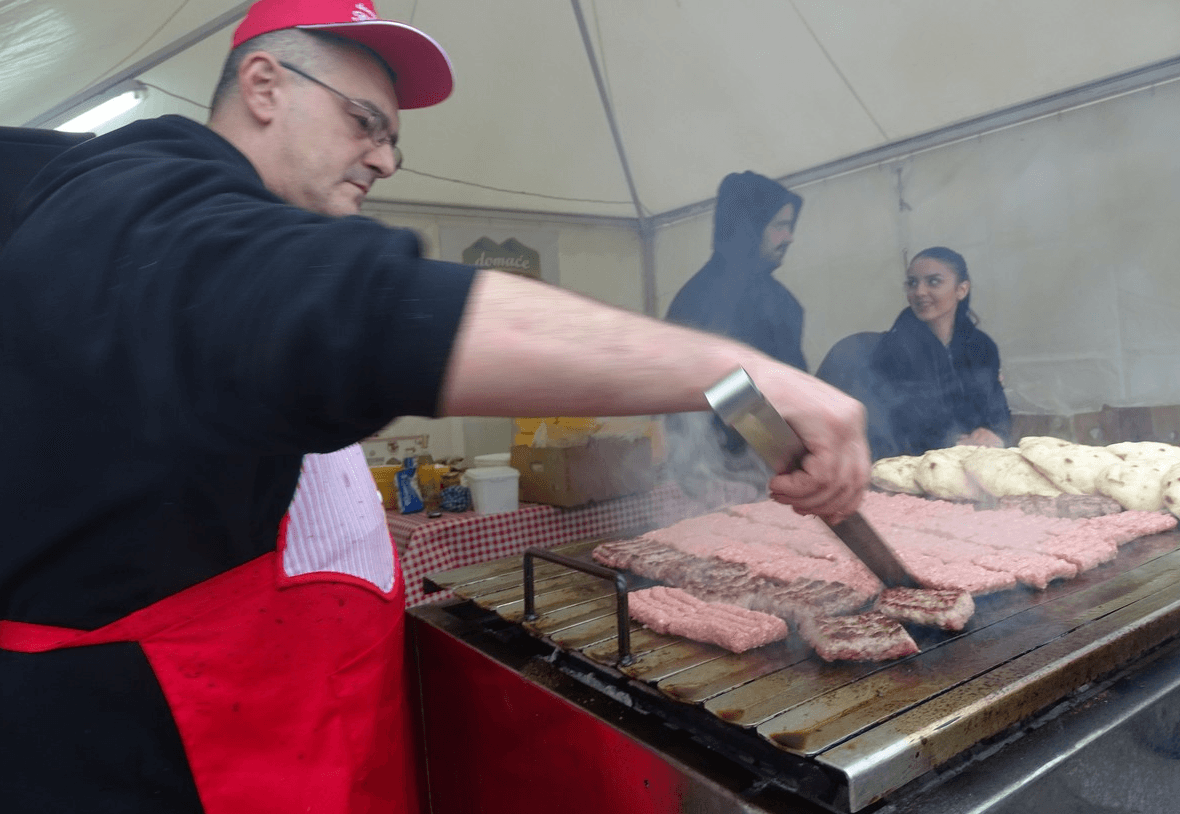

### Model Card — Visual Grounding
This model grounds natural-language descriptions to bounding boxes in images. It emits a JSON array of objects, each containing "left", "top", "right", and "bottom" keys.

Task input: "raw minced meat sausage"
[
  {"left": 592, "top": 491, "right": 1177, "bottom": 662},
  {"left": 628, "top": 586, "right": 789, "bottom": 653}
]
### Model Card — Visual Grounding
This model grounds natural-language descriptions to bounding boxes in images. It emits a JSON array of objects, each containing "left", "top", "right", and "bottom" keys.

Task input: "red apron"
[{"left": 0, "top": 458, "right": 416, "bottom": 813}]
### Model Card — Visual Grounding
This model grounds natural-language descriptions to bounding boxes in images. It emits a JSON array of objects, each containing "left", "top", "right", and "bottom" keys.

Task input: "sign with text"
[
  {"left": 439, "top": 223, "right": 559, "bottom": 287},
  {"left": 462, "top": 237, "right": 541, "bottom": 280}
]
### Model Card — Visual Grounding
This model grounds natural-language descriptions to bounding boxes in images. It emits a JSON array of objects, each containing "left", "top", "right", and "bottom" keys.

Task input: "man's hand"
[
  {"left": 752, "top": 366, "right": 870, "bottom": 523},
  {"left": 957, "top": 427, "right": 1005, "bottom": 448}
]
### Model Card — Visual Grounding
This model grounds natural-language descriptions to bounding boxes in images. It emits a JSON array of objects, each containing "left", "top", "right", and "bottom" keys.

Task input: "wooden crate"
[{"left": 1012, "top": 405, "right": 1180, "bottom": 446}]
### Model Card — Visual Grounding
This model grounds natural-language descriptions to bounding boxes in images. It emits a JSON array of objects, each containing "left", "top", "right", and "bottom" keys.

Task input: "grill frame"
[{"left": 422, "top": 526, "right": 1180, "bottom": 811}]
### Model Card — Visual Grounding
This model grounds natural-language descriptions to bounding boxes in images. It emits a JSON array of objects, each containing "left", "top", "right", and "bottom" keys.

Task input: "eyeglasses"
[{"left": 279, "top": 61, "right": 403, "bottom": 171}]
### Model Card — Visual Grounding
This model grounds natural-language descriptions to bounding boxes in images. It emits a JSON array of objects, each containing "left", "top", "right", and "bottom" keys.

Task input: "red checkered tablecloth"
[{"left": 388, "top": 480, "right": 739, "bottom": 607}]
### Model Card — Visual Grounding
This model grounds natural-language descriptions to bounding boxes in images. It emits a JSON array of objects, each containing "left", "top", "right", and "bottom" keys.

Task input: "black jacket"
[
  {"left": 0, "top": 115, "right": 476, "bottom": 812},
  {"left": 870, "top": 307, "right": 1011, "bottom": 457},
  {"left": 661, "top": 172, "right": 805, "bottom": 493},
  {"left": 665, "top": 171, "right": 806, "bottom": 371}
]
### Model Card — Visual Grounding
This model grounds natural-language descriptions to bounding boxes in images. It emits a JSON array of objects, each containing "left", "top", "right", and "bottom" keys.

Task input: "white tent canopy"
[{"left": 6, "top": 0, "right": 1180, "bottom": 220}]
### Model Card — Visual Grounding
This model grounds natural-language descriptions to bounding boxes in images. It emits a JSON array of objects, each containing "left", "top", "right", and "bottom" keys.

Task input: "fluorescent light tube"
[{"left": 55, "top": 88, "right": 145, "bottom": 133}]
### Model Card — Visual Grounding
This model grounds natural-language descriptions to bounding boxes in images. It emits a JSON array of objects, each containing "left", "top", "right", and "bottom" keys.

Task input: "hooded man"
[
  {"left": 665, "top": 171, "right": 807, "bottom": 371},
  {"left": 663, "top": 172, "right": 807, "bottom": 499}
]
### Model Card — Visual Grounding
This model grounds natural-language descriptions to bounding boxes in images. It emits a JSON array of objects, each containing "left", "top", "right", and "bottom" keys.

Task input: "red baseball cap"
[{"left": 232, "top": 0, "right": 454, "bottom": 109}]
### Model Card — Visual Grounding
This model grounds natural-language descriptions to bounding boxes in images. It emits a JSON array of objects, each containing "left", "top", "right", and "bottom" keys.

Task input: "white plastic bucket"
[{"left": 464, "top": 466, "right": 520, "bottom": 515}]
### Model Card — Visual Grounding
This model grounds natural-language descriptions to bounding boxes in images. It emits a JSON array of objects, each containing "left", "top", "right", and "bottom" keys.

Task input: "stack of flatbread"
[
  {"left": 1163, "top": 464, "right": 1180, "bottom": 520},
  {"left": 1107, "top": 441, "right": 1180, "bottom": 461},
  {"left": 1018, "top": 437, "right": 1121, "bottom": 496},
  {"left": 870, "top": 436, "right": 1180, "bottom": 518},
  {"left": 913, "top": 446, "right": 987, "bottom": 501},
  {"left": 1099, "top": 441, "right": 1180, "bottom": 514},
  {"left": 1095, "top": 458, "right": 1176, "bottom": 511},
  {"left": 962, "top": 447, "right": 1061, "bottom": 498},
  {"left": 870, "top": 455, "right": 923, "bottom": 495}
]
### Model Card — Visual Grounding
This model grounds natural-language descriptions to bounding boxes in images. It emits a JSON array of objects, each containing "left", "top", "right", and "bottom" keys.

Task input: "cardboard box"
[{"left": 510, "top": 437, "right": 654, "bottom": 507}]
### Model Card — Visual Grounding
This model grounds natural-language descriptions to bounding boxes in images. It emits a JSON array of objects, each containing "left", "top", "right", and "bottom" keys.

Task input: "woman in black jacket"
[{"left": 870, "top": 246, "right": 1011, "bottom": 457}]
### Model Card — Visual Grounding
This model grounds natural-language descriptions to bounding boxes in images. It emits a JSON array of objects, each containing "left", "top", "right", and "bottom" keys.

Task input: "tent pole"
[
  {"left": 569, "top": 0, "right": 657, "bottom": 316},
  {"left": 639, "top": 222, "right": 657, "bottom": 317}
]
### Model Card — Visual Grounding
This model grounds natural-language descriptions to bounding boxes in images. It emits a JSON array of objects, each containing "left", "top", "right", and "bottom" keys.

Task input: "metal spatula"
[{"left": 705, "top": 366, "right": 919, "bottom": 589}]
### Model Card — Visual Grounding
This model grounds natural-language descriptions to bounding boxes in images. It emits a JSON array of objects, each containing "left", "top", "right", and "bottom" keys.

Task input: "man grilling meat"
[
  {"left": 0, "top": 1, "right": 869, "bottom": 812},
  {"left": 664, "top": 171, "right": 807, "bottom": 502}
]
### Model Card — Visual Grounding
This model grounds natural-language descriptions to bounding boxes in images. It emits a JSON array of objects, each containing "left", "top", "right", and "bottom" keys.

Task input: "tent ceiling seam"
[
  {"left": 398, "top": 168, "right": 631, "bottom": 206},
  {"left": 571, "top": 0, "right": 657, "bottom": 314},
  {"left": 570, "top": 0, "right": 649, "bottom": 225},
  {"left": 789, "top": 0, "right": 889, "bottom": 141},
  {"left": 141, "top": 81, "right": 210, "bottom": 113},
  {"left": 362, "top": 198, "right": 637, "bottom": 229},
  {"left": 94, "top": 0, "right": 195, "bottom": 89},
  {"left": 588, "top": 0, "right": 613, "bottom": 112},
  {"left": 23, "top": 1, "right": 254, "bottom": 128}
]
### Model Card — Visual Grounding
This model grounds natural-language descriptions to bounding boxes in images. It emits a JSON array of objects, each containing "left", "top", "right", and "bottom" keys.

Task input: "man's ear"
[{"left": 237, "top": 52, "right": 284, "bottom": 125}]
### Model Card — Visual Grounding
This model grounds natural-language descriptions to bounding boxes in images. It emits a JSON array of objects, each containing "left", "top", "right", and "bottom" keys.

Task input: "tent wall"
[
  {"left": 358, "top": 72, "right": 1180, "bottom": 461},
  {"left": 357, "top": 203, "right": 644, "bottom": 461},
  {"left": 655, "top": 77, "right": 1180, "bottom": 419}
]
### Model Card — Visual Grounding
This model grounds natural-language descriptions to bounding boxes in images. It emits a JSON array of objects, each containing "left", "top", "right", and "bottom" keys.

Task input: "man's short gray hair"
[{"left": 209, "top": 29, "right": 395, "bottom": 113}]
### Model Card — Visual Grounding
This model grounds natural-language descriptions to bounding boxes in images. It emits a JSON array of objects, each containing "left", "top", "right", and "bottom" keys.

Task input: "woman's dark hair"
[{"left": 910, "top": 245, "right": 977, "bottom": 325}]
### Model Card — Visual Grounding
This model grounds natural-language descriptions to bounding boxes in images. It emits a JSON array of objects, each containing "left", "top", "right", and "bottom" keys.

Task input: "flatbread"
[
  {"left": 1105, "top": 441, "right": 1180, "bottom": 463},
  {"left": 1017, "top": 435, "right": 1074, "bottom": 452},
  {"left": 941, "top": 444, "right": 989, "bottom": 459},
  {"left": 963, "top": 448, "right": 1062, "bottom": 498},
  {"left": 871, "top": 455, "right": 924, "bottom": 495},
  {"left": 914, "top": 448, "right": 984, "bottom": 501},
  {"left": 1020, "top": 443, "right": 1121, "bottom": 496},
  {"left": 1095, "top": 458, "right": 1175, "bottom": 511},
  {"left": 1161, "top": 463, "right": 1180, "bottom": 520}
]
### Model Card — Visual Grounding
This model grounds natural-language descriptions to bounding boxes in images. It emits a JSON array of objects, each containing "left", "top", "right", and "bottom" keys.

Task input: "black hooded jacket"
[
  {"left": 664, "top": 171, "right": 806, "bottom": 371},
  {"left": 0, "top": 115, "right": 476, "bottom": 811},
  {"left": 661, "top": 173, "right": 803, "bottom": 494},
  {"left": 870, "top": 307, "right": 1011, "bottom": 456}
]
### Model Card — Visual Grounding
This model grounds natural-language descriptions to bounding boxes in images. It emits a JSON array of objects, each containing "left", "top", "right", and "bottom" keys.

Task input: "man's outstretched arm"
[{"left": 438, "top": 270, "right": 869, "bottom": 521}]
